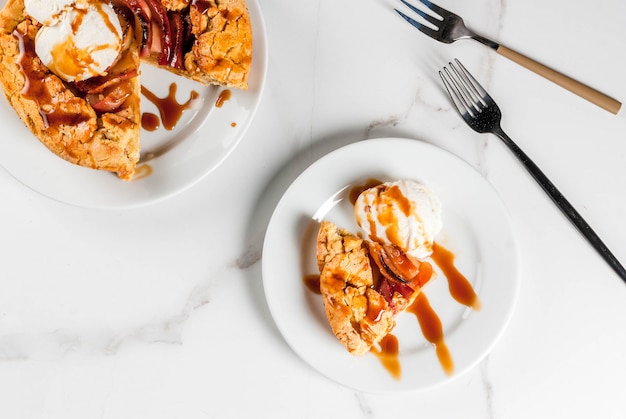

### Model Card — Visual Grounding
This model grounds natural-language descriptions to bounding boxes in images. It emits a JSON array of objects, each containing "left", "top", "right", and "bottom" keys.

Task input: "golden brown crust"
[
  {"left": 316, "top": 221, "right": 396, "bottom": 356},
  {"left": 141, "top": 0, "right": 253, "bottom": 88},
  {"left": 161, "top": 0, "right": 190, "bottom": 11},
  {"left": 0, "top": 0, "right": 24, "bottom": 32},
  {"left": 144, "top": 0, "right": 252, "bottom": 89},
  {"left": 183, "top": 0, "right": 252, "bottom": 89},
  {"left": 0, "top": 0, "right": 140, "bottom": 180}
]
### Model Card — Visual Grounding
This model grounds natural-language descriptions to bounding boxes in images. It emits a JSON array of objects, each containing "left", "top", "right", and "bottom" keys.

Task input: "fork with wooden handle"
[{"left": 396, "top": 0, "right": 622, "bottom": 114}]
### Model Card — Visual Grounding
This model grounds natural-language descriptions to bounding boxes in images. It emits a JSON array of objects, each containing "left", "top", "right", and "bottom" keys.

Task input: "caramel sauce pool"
[
  {"left": 371, "top": 334, "right": 401, "bottom": 379},
  {"left": 141, "top": 112, "right": 160, "bottom": 132},
  {"left": 141, "top": 87, "right": 231, "bottom": 132},
  {"left": 303, "top": 274, "right": 321, "bottom": 295},
  {"left": 215, "top": 89, "right": 231, "bottom": 108},
  {"left": 141, "top": 83, "right": 199, "bottom": 130}
]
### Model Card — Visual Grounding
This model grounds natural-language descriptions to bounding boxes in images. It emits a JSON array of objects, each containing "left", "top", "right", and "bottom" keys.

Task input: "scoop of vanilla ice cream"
[
  {"left": 28, "top": 0, "right": 123, "bottom": 82},
  {"left": 354, "top": 179, "right": 442, "bottom": 260}
]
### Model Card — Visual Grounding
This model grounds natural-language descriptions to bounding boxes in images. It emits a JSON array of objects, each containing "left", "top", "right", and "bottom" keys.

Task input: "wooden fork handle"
[{"left": 496, "top": 45, "right": 622, "bottom": 114}]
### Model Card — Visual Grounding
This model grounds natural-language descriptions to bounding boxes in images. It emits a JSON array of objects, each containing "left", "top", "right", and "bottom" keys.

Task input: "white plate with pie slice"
[
  {"left": 0, "top": 0, "right": 267, "bottom": 209},
  {"left": 262, "top": 138, "right": 521, "bottom": 393}
]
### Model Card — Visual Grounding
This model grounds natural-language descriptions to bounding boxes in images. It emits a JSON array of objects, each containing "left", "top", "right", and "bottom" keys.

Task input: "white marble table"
[{"left": 1, "top": 0, "right": 626, "bottom": 417}]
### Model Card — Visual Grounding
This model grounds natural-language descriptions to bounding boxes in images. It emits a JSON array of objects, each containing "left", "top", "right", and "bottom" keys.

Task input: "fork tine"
[
  {"left": 447, "top": 65, "right": 483, "bottom": 114},
  {"left": 399, "top": 0, "right": 442, "bottom": 26},
  {"left": 440, "top": 59, "right": 494, "bottom": 118},
  {"left": 416, "top": 0, "right": 450, "bottom": 19},
  {"left": 394, "top": 9, "right": 440, "bottom": 38},
  {"left": 451, "top": 59, "right": 489, "bottom": 106},
  {"left": 439, "top": 67, "right": 475, "bottom": 118}
]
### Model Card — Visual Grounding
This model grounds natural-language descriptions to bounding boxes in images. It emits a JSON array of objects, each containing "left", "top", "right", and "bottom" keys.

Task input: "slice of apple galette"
[{"left": 316, "top": 220, "right": 436, "bottom": 356}]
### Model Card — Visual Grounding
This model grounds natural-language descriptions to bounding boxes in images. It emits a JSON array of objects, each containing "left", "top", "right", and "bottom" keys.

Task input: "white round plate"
[
  {"left": 262, "top": 138, "right": 521, "bottom": 393},
  {"left": 0, "top": 0, "right": 267, "bottom": 209}
]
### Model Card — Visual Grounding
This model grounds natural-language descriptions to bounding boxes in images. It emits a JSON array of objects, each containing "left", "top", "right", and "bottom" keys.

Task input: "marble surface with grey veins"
[{"left": 1, "top": 0, "right": 626, "bottom": 417}]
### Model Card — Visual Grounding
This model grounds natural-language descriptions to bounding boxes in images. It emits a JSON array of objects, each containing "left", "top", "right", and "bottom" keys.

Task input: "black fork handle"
[{"left": 492, "top": 126, "right": 626, "bottom": 283}]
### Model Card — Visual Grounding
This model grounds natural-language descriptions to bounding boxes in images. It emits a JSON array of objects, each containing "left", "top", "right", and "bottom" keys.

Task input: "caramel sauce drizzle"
[
  {"left": 371, "top": 243, "right": 479, "bottom": 378},
  {"left": 141, "top": 112, "right": 160, "bottom": 132},
  {"left": 48, "top": 4, "right": 121, "bottom": 81},
  {"left": 141, "top": 83, "right": 199, "bottom": 130},
  {"left": 98, "top": 3, "right": 122, "bottom": 36},
  {"left": 14, "top": 29, "right": 92, "bottom": 129},
  {"left": 215, "top": 89, "right": 231, "bottom": 108},
  {"left": 136, "top": 84, "right": 236, "bottom": 168},
  {"left": 140, "top": 87, "right": 231, "bottom": 132},
  {"left": 431, "top": 242, "right": 481, "bottom": 310},
  {"left": 370, "top": 334, "right": 401, "bottom": 380},
  {"left": 303, "top": 274, "right": 321, "bottom": 295},
  {"left": 408, "top": 293, "right": 454, "bottom": 375}
]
